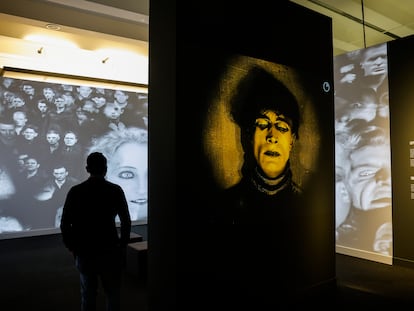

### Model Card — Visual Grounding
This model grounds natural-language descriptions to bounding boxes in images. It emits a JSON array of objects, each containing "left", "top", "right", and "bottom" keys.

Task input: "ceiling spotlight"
[
  {"left": 102, "top": 57, "right": 109, "bottom": 64},
  {"left": 37, "top": 47, "right": 43, "bottom": 54},
  {"left": 45, "top": 23, "right": 61, "bottom": 31}
]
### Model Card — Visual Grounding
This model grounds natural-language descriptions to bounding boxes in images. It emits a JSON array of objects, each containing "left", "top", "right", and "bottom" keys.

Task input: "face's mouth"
[
  {"left": 372, "top": 66, "right": 386, "bottom": 73},
  {"left": 264, "top": 150, "right": 280, "bottom": 157},
  {"left": 130, "top": 198, "right": 147, "bottom": 205},
  {"left": 370, "top": 197, "right": 392, "bottom": 209}
]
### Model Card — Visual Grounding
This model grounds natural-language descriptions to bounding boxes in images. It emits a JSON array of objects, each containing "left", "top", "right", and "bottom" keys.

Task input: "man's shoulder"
[
  {"left": 84, "top": 177, "right": 118, "bottom": 186},
  {"left": 100, "top": 179, "right": 124, "bottom": 194},
  {"left": 104, "top": 179, "right": 122, "bottom": 189},
  {"left": 69, "top": 180, "right": 86, "bottom": 191},
  {"left": 69, "top": 178, "right": 122, "bottom": 196},
  {"left": 65, "top": 176, "right": 80, "bottom": 186}
]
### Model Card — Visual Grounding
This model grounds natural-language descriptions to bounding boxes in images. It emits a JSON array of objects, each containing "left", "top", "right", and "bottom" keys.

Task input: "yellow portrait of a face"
[{"left": 203, "top": 55, "right": 320, "bottom": 191}]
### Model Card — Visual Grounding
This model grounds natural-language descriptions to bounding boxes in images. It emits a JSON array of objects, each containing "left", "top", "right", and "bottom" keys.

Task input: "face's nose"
[
  {"left": 266, "top": 126, "right": 279, "bottom": 144},
  {"left": 376, "top": 167, "right": 391, "bottom": 184}
]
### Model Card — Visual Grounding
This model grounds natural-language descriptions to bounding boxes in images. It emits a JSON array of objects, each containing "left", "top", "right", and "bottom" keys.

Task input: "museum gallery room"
[{"left": 2, "top": 1, "right": 414, "bottom": 310}]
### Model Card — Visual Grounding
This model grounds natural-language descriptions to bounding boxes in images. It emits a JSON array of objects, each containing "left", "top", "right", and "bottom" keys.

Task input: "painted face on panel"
[{"left": 253, "top": 110, "right": 295, "bottom": 179}]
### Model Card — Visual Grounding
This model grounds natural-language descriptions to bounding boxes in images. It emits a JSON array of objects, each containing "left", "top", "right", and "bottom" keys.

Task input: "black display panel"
[
  {"left": 175, "top": 1, "right": 335, "bottom": 307},
  {"left": 388, "top": 34, "right": 414, "bottom": 265}
]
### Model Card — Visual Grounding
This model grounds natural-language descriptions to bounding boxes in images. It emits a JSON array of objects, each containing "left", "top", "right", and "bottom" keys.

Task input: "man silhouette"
[{"left": 60, "top": 152, "right": 131, "bottom": 311}]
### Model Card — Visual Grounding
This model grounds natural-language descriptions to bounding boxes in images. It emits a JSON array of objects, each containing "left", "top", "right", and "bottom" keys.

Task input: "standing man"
[{"left": 60, "top": 152, "right": 131, "bottom": 311}]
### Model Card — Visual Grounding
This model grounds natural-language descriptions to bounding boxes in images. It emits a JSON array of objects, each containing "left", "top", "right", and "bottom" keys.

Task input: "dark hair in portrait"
[{"left": 230, "top": 65, "right": 300, "bottom": 138}]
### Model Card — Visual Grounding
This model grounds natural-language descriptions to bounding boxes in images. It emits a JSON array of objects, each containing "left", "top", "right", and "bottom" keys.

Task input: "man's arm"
[{"left": 117, "top": 186, "right": 131, "bottom": 246}]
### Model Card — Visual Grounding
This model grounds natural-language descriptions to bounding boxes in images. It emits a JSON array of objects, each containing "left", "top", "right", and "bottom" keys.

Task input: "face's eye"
[
  {"left": 275, "top": 123, "right": 289, "bottom": 133},
  {"left": 358, "top": 169, "right": 377, "bottom": 177},
  {"left": 255, "top": 118, "right": 271, "bottom": 130},
  {"left": 336, "top": 173, "right": 345, "bottom": 183},
  {"left": 352, "top": 167, "right": 378, "bottom": 179},
  {"left": 118, "top": 170, "right": 135, "bottom": 179},
  {"left": 254, "top": 118, "right": 290, "bottom": 133}
]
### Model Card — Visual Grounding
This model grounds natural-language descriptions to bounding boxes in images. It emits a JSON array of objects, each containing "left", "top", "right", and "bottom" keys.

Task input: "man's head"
[
  {"left": 37, "top": 99, "right": 49, "bottom": 113},
  {"left": 360, "top": 43, "right": 387, "bottom": 77},
  {"left": 25, "top": 157, "right": 40, "bottom": 173},
  {"left": 347, "top": 121, "right": 391, "bottom": 211},
  {"left": 86, "top": 152, "right": 107, "bottom": 176},
  {"left": 46, "top": 129, "right": 60, "bottom": 145},
  {"left": 22, "top": 124, "right": 39, "bottom": 141},
  {"left": 52, "top": 165, "right": 68, "bottom": 181},
  {"left": 230, "top": 65, "right": 300, "bottom": 178}
]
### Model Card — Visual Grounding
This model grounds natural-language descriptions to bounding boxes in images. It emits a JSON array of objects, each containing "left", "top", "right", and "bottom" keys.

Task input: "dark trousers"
[{"left": 75, "top": 248, "right": 122, "bottom": 311}]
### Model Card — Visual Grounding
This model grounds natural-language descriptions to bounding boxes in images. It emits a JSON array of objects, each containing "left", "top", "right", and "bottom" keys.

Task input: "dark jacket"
[{"left": 60, "top": 176, "right": 131, "bottom": 255}]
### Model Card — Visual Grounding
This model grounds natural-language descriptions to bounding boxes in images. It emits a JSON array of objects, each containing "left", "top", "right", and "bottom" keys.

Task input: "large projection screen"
[
  {"left": 334, "top": 43, "right": 393, "bottom": 264},
  {"left": 0, "top": 69, "right": 148, "bottom": 239}
]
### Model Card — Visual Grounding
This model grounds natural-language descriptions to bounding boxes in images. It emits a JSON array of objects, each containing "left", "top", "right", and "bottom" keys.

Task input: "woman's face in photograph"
[
  {"left": 107, "top": 142, "right": 148, "bottom": 221},
  {"left": 253, "top": 110, "right": 295, "bottom": 178}
]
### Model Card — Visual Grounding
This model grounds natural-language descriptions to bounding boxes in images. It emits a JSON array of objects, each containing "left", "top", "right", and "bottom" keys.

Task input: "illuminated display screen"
[
  {"left": 0, "top": 74, "right": 148, "bottom": 239},
  {"left": 334, "top": 43, "right": 393, "bottom": 260}
]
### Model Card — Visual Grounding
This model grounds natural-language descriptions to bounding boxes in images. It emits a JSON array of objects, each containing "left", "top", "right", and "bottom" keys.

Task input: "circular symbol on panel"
[{"left": 322, "top": 81, "right": 330, "bottom": 93}]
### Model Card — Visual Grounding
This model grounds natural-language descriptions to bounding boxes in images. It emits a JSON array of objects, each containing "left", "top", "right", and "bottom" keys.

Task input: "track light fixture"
[{"left": 37, "top": 47, "right": 43, "bottom": 54}]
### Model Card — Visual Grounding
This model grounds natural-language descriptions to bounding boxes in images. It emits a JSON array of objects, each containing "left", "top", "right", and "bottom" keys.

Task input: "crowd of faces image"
[
  {"left": 334, "top": 43, "right": 393, "bottom": 257},
  {"left": 0, "top": 77, "right": 148, "bottom": 235}
]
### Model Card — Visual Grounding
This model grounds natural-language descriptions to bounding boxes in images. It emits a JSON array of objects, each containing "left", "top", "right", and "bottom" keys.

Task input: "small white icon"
[{"left": 322, "top": 81, "right": 330, "bottom": 92}]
